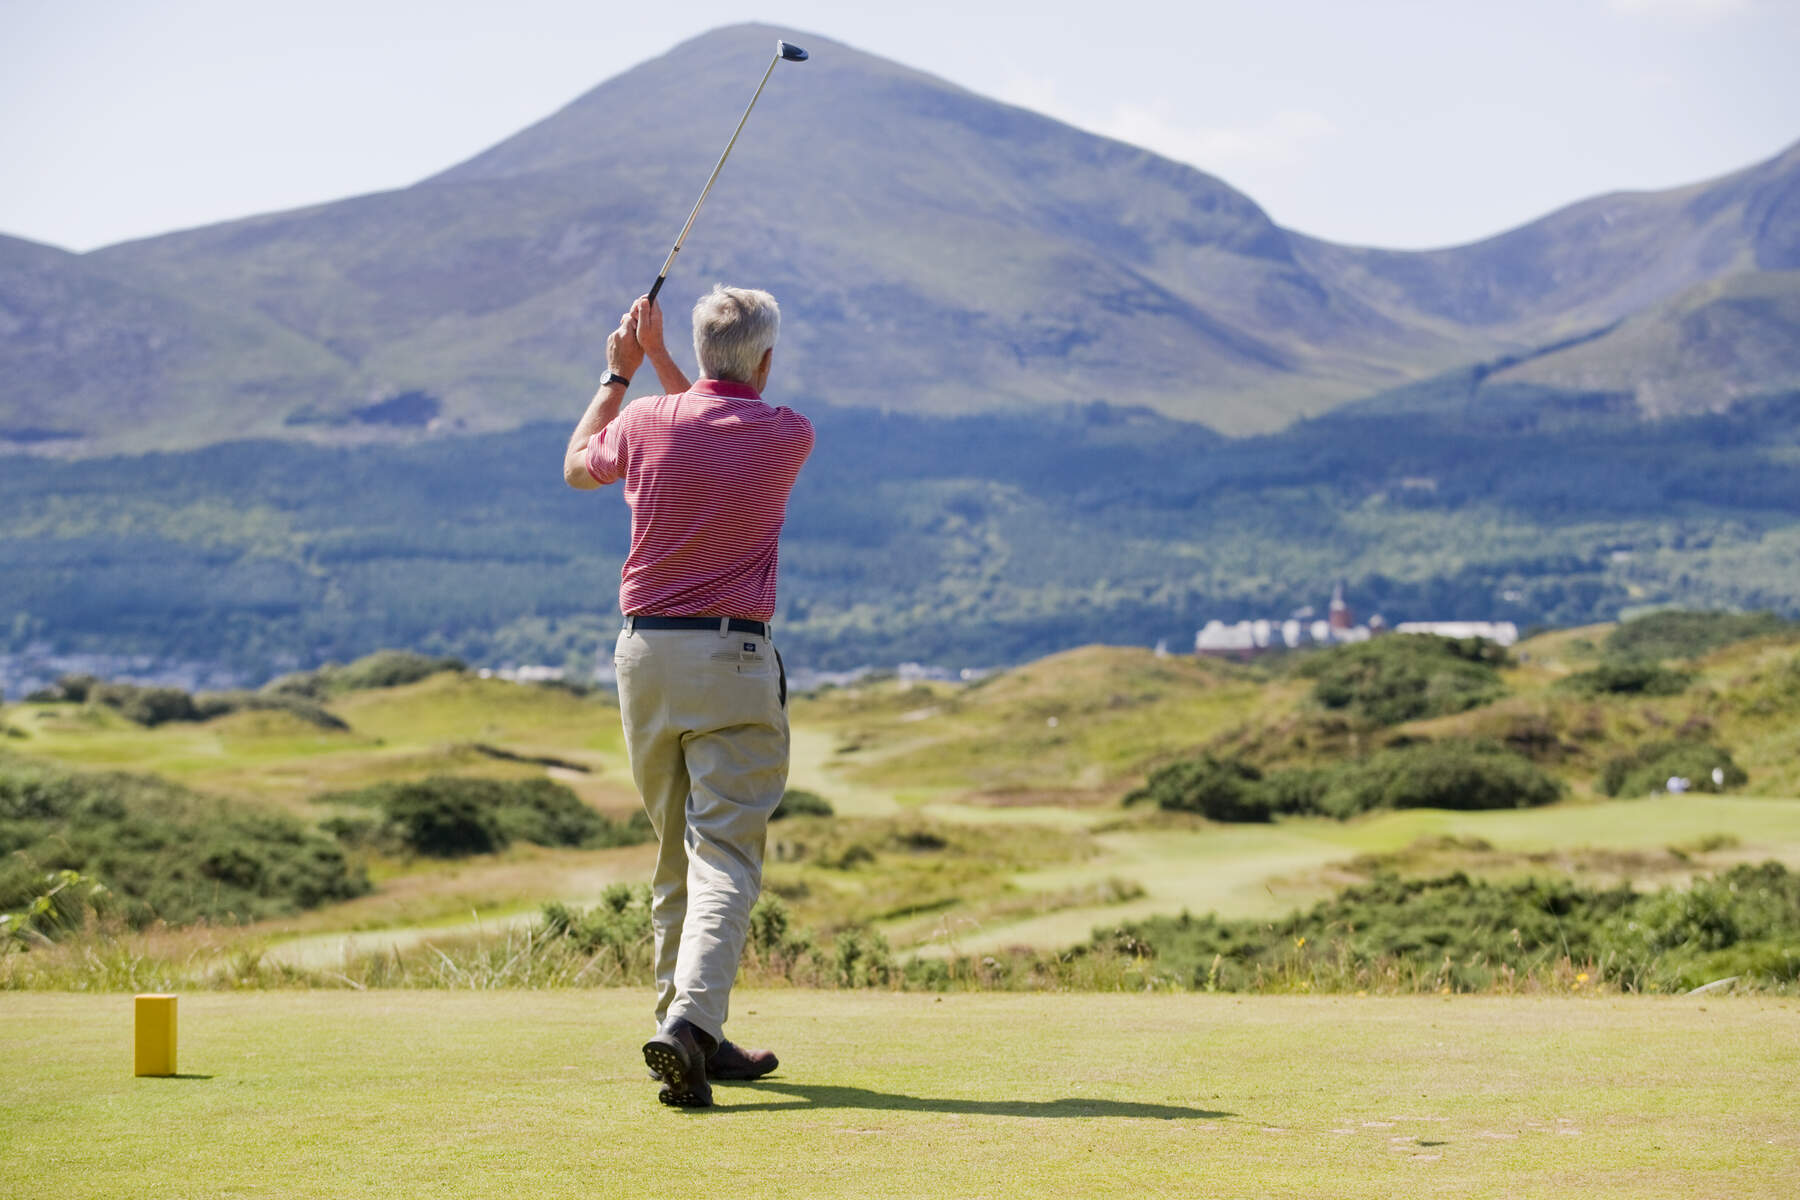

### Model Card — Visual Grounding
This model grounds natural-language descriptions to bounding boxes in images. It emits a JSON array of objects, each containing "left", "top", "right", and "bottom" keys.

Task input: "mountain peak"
[{"left": 9, "top": 28, "right": 1794, "bottom": 454}]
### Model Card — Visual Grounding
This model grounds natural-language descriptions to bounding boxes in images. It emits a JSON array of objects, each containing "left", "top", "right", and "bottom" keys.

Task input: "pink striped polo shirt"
[{"left": 585, "top": 378, "right": 813, "bottom": 621}]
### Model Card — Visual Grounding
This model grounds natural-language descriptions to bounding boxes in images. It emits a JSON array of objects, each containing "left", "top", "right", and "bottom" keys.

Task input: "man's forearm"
[
  {"left": 646, "top": 351, "right": 691, "bottom": 395},
  {"left": 562, "top": 382, "right": 625, "bottom": 489}
]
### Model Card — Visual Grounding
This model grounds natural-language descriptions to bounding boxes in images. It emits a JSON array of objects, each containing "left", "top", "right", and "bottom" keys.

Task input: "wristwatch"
[{"left": 601, "top": 371, "right": 631, "bottom": 389}]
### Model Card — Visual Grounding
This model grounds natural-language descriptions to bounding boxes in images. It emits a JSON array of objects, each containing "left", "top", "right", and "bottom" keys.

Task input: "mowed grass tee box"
[{"left": 3, "top": 990, "right": 1797, "bottom": 1199}]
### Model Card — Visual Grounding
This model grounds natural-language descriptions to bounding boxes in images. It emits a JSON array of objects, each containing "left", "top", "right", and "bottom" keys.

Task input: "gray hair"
[{"left": 691, "top": 284, "right": 780, "bottom": 384}]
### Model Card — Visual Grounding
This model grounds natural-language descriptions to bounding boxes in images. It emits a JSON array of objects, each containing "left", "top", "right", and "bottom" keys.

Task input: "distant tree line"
[{"left": 3, "top": 390, "right": 1798, "bottom": 676}]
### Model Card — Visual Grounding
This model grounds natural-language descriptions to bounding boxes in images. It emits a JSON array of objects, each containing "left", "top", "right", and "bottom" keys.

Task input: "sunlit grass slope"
[
  {"left": 794, "top": 646, "right": 1299, "bottom": 802},
  {"left": 5, "top": 671, "right": 637, "bottom": 815}
]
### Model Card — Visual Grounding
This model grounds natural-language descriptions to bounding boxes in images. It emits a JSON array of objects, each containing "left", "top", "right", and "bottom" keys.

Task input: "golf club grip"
[{"left": 646, "top": 275, "right": 666, "bottom": 305}]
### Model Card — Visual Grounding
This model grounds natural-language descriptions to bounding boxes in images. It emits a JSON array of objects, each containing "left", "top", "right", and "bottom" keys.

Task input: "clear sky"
[{"left": 4, "top": 0, "right": 1796, "bottom": 253}]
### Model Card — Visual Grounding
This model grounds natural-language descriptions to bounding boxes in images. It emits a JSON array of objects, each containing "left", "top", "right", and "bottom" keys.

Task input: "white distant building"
[
  {"left": 1196, "top": 608, "right": 1371, "bottom": 657},
  {"left": 1195, "top": 620, "right": 1261, "bottom": 655},
  {"left": 1194, "top": 582, "right": 1514, "bottom": 658},
  {"left": 1393, "top": 621, "right": 1520, "bottom": 647}
]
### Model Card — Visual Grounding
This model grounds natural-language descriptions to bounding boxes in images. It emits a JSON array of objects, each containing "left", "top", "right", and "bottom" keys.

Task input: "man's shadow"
[{"left": 710, "top": 1081, "right": 1229, "bottom": 1120}]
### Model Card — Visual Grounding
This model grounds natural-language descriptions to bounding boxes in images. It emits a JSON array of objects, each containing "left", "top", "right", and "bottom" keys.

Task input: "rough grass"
[
  {"left": 794, "top": 647, "right": 1290, "bottom": 796},
  {"left": 2, "top": 990, "right": 1796, "bottom": 1199}
]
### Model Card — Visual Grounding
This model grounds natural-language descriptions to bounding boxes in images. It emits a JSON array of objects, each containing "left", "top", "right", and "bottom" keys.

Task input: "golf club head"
[{"left": 778, "top": 40, "right": 809, "bottom": 62}]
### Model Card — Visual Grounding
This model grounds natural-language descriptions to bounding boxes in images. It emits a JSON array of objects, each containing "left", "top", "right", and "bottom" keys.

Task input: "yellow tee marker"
[{"left": 134, "top": 994, "right": 178, "bottom": 1077}]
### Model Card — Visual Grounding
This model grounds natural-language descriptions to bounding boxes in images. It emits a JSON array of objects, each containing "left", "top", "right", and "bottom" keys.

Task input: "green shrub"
[
  {"left": 540, "top": 885, "right": 653, "bottom": 976},
  {"left": 832, "top": 925, "right": 894, "bottom": 988},
  {"left": 25, "top": 676, "right": 99, "bottom": 705},
  {"left": 265, "top": 650, "right": 466, "bottom": 700},
  {"left": 1598, "top": 741, "right": 1748, "bottom": 797},
  {"left": 1125, "top": 741, "right": 1559, "bottom": 822},
  {"left": 1087, "top": 862, "right": 1800, "bottom": 993},
  {"left": 90, "top": 683, "right": 199, "bottom": 726},
  {"left": 1298, "top": 635, "right": 1507, "bottom": 726},
  {"left": 0, "top": 757, "right": 368, "bottom": 926},
  {"left": 1259, "top": 767, "right": 1334, "bottom": 815},
  {"left": 323, "top": 776, "right": 651, "bottom": 857},
  {"left": 192, "top": 691, "right": 348, "bottom": 731},
  {"left": 771, "top": 789, "right": 834, "bottom": 820},
  {"left": 1316, "top": 739, "right": 1564, "bottom": 817},
  {"left": 382, "top": 783, "right": 505, "bottom": 856},
  {"left": 1556, "top": 662, "right": 1692, "bottom": 697},
  {"left": 25, "top": 675, "right": 346, "bottom": 730},
  {"left": 49, "top": 674, "right": 98, "bottom": 702},
  {"left": 1, "top": 868, "right": 113, "bottom": 945},
  {"left": 1586, "top": 862, "right": 1800, "bottom": 990},
  {"left": 1124, "top": 755, "right": 1275, "bottom": 822},
  {"left": 1605, "top": 610, "right": 1794, "bottom": 662},
  {"left": 746, "top": 894, "right": 817, "bottom": 972}
]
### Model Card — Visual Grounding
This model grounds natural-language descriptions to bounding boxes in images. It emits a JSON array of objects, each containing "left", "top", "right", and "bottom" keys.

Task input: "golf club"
[{"left": 644, "top": 39, "right": 809, "bottom": 306}]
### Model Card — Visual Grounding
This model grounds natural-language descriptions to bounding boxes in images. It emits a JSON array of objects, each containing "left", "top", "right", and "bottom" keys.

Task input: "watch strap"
[{"left": 602, "top": 371, "right": 631, "bottom": 389}]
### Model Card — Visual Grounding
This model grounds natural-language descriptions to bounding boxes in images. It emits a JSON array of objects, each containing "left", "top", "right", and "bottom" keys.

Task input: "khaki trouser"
[{"left": 613, "top": 624, "right": 788, "bottom": 1043}]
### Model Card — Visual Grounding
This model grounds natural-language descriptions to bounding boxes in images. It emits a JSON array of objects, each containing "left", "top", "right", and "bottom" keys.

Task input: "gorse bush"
[
  {"left": 193, "top": 691, "right": 348, "bottom": 730},
  {"left": 1314, "top": 739, "right": 1564, "bottom": 817},
  {"left": 1126, "top": 740, "right": 1561, "bottom": 822},
  {"left": 1598, "top": 741, "right": 1748, "bottom": 797},
  {"left": 0, "top": 756, "right": 368, "bottom": 927},
  {"left": 1084, "top": 862, "right": 1800, "bottom": 994},
  {"left": 90, "top": 683, "right": 199, "bottom": 726},
  {"left": 1124, "top": 755, "right": 1292, "bottom": 822},
  {"left": 264, "top": 650, "right": 465, "bottom": 700},
  {"left": 1, "top": 868, "right": 112, "bottom": 945},
  {"left": 540, "top": 885, "right": 654, "bottom": 978},
  {"left": 771, "top": 789, "right": 834, "bottom": 820},
  {"left": 1556, "top": 662, "right": 1692, "bottom": 697},
  {"left": 25, "top": 675, "right": 346, "bottom": 730},
  {"left": 1604, "top": 610, "right": 1794, "bottom": 662},
  {"left": 832, "top": 924, "right": 895, "bottom": 988},
  {"left": 1298, "top": 635, "right": 1508, "bottom": 726},
  {"left": 322, "top": 776, "right": 651, "bottom": 857}
]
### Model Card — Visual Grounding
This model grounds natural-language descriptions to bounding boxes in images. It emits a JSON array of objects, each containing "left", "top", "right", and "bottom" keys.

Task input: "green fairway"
[{"left": 2, "top": 991, "right": 1795, "bottom": 1198}]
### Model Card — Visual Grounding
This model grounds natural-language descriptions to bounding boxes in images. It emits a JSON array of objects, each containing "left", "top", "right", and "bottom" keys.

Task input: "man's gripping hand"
[
  {"left": 630, "top": 296, "right": 693, "bottom": 395},
  {"left": 632, "top": 296, "right": 668, "bottom": 361},
  {"left": 607, "top": 306, "right": 645, "bottom": 380}
]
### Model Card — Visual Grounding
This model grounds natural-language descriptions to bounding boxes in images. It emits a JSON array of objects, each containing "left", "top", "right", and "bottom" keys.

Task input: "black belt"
[{"left": 624, "top": 615, "right": 772, "bottom": 638}]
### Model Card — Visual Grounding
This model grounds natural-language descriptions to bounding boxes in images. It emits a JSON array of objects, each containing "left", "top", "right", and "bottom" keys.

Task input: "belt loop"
[
  {"left": 625, "top": 615, "right": 636, "bottom": 637},
  {"left": 717, "top": 617, "right": 730, "bottom": 638}
]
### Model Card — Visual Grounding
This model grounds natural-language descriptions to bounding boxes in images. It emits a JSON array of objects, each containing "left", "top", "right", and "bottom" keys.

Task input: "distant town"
[
  {"left": 1, "top": 586, "right": 1524, "bottom": 701},
  {"left": 1194, "top": 583, "right": 1519, "bottom": 658}
]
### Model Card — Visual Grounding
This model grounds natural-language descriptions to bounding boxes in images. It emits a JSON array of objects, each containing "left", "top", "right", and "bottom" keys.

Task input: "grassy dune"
[
  {"left": 3, "top": 990, "right": 1796, "bottom": 1199},
  {"left": 7, "top": 672, "right": 640, "bottom": 816},
  {"left": 5, "top": 625, "right": 1799, "bottom": 964}
]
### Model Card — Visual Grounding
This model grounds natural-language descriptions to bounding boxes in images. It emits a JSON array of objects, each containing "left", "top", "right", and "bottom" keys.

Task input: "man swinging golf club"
[
  {"left": 562, "top": 34, "right": 811, "bottom": 1109},
  {"left": 562, "top": 286, "right": 813, "bottom": 1107}
]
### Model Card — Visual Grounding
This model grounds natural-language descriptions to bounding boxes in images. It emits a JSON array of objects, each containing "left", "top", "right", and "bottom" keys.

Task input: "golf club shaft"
[{"left": 645, "top": 49, "right": 784, "bottom": 306}]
